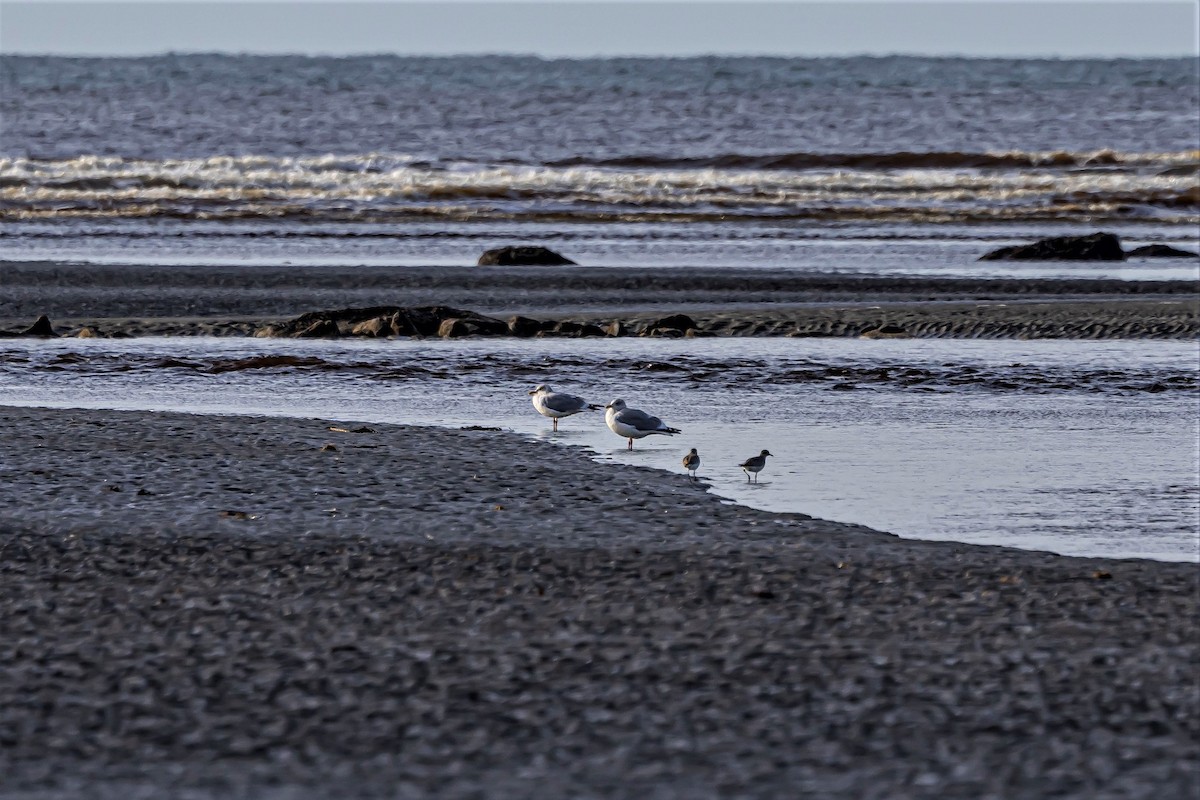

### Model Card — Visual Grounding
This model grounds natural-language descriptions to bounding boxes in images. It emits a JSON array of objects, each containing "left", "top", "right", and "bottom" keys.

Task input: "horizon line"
[{"left": 5, "top": 50, "right": 1196, "bottom": 59}]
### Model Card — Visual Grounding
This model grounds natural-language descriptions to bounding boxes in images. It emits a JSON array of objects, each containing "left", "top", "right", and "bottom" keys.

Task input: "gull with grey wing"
[
  {"left": 529, "top": 384, "right": 601, "bottom": 431},
  {"left": 604, "top": 398, "right": 681, "bottom": 450}
]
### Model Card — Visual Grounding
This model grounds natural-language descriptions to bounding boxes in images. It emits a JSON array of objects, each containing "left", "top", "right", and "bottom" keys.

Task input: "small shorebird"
[
  {"left": 529, "top": 384, "right": 601, "bottom": 431},
  {"left": 604, "top": 398, "right": 681, "bottom": 450},
  {"left": 682, "top": 448, "right": 700, "bottom": 480},
  {"left": 738, "top": 449, "right": 772, "bottom": 483}
]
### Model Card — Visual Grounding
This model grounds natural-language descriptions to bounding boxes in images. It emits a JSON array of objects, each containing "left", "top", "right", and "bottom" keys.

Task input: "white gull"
[{"left": 604, "top": 398, "right": 681, "bottom": 450}]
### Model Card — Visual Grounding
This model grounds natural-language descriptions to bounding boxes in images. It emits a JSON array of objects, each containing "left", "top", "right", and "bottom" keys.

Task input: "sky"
[{"left": 1, "top": 1, "right": 1197, "bottom": 58}]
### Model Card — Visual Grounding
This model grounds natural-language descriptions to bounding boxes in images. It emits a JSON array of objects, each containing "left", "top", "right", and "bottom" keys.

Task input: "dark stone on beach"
[
  {"left": 438, "top": 314, "right": 509, "bottom": 338},
  {"left": 652, "top": 313, "right": 698, "bottom": 332},
  {"left": 1127, "top": 244, "right": 1199, "bottom": 259},
  {"left": 259, "top": 306, "right": 508, "bottom": 339},
  {"left": 979, "top": 232, "right": 1126, "bottom": 261},
  {"left": 552, "top": 320, "right": 608, "bottom": 338},
  {"left": 21, "top": 315, "right": 55, "bottom": 337},
  {"left": 646, "top": 327, "right": 686, "bottom": 338},
  {"left": 477, "top": 246, "right": 576, "bottom": 266},
  {"left": 400, "top": 307, "right": 507, "bottom": 337},
  {"left": 294, "top": 318, "right": 340, "bottom": 338},
  {"left": 639, "top": 314, "right": 700, "bottom": 337},
  {"left": 507, "top": 315, "right": 545, "bottom": 337},
  {"left": 438, "top": 318, "right": 470, "bottom": 338},
  {"left": 860, "top": 324, "right": 911, "bottom": 339},
  {"left": 577, "top": 323, "right": 608, "bottom": 338},
  {"left": 349, "top": 316, "right": 393, "bottom": 337}
]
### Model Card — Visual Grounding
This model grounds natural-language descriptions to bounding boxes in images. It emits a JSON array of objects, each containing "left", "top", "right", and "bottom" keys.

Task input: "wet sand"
[
  {"left": 0, "top": 260, "right": 1197, "bottom": 339},
  {"left": 1, "top": 406, "right": 1196, "bottom": 799}
]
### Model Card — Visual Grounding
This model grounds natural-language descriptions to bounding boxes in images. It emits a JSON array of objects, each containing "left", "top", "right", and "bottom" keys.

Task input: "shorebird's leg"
[
  {"left": 627, "top": 438, "right": 634, "bottom": 450},
  {"left": 553, "top": 418, "right": 558, "bottom": 431}
]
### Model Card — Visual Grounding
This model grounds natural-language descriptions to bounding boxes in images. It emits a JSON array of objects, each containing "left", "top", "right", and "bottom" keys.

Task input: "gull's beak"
[{"left": 528, "top": 390, "right": 537, "bottom": 395}]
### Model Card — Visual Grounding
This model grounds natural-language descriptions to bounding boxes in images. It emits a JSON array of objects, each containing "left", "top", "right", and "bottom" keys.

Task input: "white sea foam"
[{"left": 0, "top": 151, "right": 1196, "bottom": 224}]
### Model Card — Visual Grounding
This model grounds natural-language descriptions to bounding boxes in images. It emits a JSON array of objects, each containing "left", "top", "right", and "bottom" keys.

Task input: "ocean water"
[
  {"left": 0, "top": 55, "right": 1197, "bottom": 259},
  {"left": 0, "top": 55, "right": 1197, "bottom": 560},
  {"left": 0, "top": 336, "right": 1195, "bottom": 562}
]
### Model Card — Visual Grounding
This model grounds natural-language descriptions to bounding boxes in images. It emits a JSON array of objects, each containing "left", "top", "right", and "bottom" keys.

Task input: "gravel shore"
[{"left": 1, "top": 406, "right": 1196, "bottom": 799}]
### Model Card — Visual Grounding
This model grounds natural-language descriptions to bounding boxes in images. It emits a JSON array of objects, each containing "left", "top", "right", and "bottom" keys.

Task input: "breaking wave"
[{"left": 0, "top": 150, "right": 1195, "bottom": 225}]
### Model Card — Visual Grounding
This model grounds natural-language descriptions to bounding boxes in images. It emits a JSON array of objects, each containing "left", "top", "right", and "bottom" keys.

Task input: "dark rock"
[
  {"left": 1127, "top": 244, "right": 1199, "bottom": 259},
  {"left": 641, "top": 327, "right": 686, "bottom": 339},
  {"left": 21, "top": 315, "right": 55, "bottom": 337},
  {"left": 477, "top": 246, "right": 576, "bottom": 266},
  {"left": 860, "top": 325, "right": 911, "bottom": 340},
  {"left": 651, "top": 314, "right": 699, "bottom": 332},
  {"left": 552, "top": 321, "right": 607, "bottom": 338},
  {"left": 979, "top": 232, "right": 1126, "bottom": 261},
  {"left": 438, "top": 318, "right": 470, "bottom": 338},
  {"left": 349, "top": 316, "right": 394, "bottom": 337},
  {"left": 438, "top": 314, "right": 509, "bottom": 338},
  {"left": 258, "top": 306, "right": 506, "bottom": 339},
  {"left": 507, "top": 316, "right": 545, "bottom": 337},
  {"left": 294, "top": 318, "right": 340, "bottom": 338},
  {"left": 400, "top": 307, "right": 506, "bottom": 337}
]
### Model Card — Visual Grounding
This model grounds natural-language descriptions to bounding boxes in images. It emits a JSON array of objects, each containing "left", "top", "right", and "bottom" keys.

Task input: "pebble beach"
[{"left": 1, "top": 406, "right": 1196, "bottom": 799}]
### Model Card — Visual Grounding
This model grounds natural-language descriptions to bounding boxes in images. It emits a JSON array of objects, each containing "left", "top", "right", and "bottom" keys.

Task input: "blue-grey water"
[
  {"left": 1, "top": 336, "right": 1195, "bottom": 562},
  {"left": 1, "top": 55, "right": 1197, "bottom": 253}
]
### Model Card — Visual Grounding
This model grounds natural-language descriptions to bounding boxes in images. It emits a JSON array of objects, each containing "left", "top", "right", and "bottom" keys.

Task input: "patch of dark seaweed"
[
  {"left": 370, "top": 367, "right": 452, "bottom": 381},
  {"left": 204, "top": 355, "right": 341, "bottom": 374}
]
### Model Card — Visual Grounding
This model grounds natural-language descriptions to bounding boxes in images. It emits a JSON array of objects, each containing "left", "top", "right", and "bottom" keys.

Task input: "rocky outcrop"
[
  {"left": 979, "top": 232, "right": 1126, "bottom": 261},
  {"left": 604, "top": 320, "right": 629, "bottom": 337},
  {"left": 640, "top": 313, "right": 699, "bottom": 337},
  {"left": 294, "top": 318, "right": 340, "bottom": 338},
  {"left": 547, "top": 321, "right": 608, "bottom": 338},
  {"left": 1127, "top": 244, "right": 1199, "bottom": 259},
  {"left": 0, "top": 316, "right": 57, "bottom": 337},
  {"left": 859, "top": 325, "right": 912, "bottom": 340},
  {"left": 21, "top": 315, "right": 56, "bottom": 337},
  {"left": 477, "top": 246, "right": 576, "bottom": 266},
  {"left": 255, "top": 306, "right": 510, "bottom": 339},
  {"left": 437, "top": 315, "right": 509, "bottom": 338},
  {"left": 506, "top": 316, "right": 545, "bottom": 338}
]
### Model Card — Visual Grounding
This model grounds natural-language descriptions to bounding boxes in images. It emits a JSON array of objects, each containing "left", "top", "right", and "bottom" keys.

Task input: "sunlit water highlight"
[{"left": 2, "top": 336, "right": 1195, "bottom": 562}]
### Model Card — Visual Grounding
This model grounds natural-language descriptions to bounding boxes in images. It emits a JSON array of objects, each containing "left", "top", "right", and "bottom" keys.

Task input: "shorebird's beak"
[{"left": 528, "top": 390, "right": 536, "bottom": 395}]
